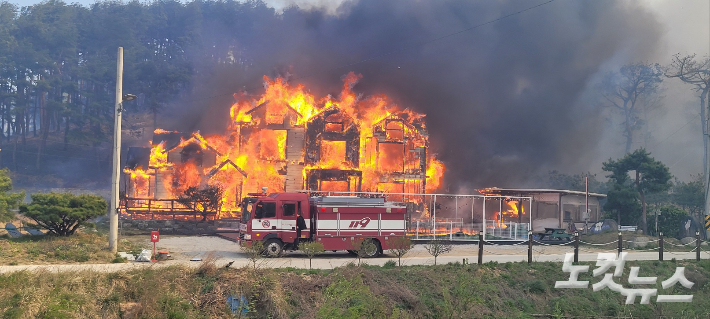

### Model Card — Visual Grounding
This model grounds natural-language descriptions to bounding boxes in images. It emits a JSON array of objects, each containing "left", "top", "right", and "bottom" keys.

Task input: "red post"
[{"left": 151, "top": 230, "right": 160, "bottom": 262}]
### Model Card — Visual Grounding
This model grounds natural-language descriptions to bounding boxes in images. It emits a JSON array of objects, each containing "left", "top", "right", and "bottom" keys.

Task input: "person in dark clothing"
[{"left": 295, "top": 213, "right": 307, "bottom": 250}]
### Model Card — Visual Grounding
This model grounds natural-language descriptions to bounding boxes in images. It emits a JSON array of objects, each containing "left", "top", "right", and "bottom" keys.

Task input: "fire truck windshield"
[
  {"left": 240, "top": 199, "right": 256, "bottom": 223},
  {"left": 254, "top": 201, "right": 276, "bottom": 219},
  {"left": 240, "top": 204, "right": 251, "bottom": 223}
]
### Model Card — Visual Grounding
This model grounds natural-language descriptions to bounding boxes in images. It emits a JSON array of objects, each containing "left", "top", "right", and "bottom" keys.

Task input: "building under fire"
[{"left": 120, "top": 73, "right": 445, "bottom": 219}]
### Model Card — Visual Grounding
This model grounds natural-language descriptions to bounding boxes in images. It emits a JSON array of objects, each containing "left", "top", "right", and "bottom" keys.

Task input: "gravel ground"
[
  {"left": 0, "top": 236, "right": 707, "bottom": 273},
  {"left": 148, "top": 236, "right": 582, "bottom": 260}
]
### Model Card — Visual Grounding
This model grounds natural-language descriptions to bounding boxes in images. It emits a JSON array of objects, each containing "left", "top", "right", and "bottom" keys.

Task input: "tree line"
[
  {"left": 0, "top": 0, "right": 706, "bottom": 236},
  {"left": 538, "top": 150, "right": 703, "bottom": 237},
  {"left": 0, "top": 0, "right": 279, "bottom": 172}
]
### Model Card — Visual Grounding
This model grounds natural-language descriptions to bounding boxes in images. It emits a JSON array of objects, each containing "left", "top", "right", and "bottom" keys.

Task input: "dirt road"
[{"left": 0, "top": 236, "right": 706, "bottom": 273}]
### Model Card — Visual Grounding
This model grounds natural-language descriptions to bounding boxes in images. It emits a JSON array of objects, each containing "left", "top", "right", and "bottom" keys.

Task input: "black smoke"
[{"left": 163, "top": 0, "right": 662, "bottom": 190}]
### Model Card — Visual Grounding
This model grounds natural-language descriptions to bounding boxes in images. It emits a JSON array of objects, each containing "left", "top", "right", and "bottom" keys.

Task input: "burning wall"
[{"left": 121, "top": 73, "right": 445, "bottom": 218}]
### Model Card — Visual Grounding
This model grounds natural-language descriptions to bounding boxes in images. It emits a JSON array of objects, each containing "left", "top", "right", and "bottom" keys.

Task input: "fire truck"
[{"left": 238, "top": 191, "right": 407, "bottom": 257}]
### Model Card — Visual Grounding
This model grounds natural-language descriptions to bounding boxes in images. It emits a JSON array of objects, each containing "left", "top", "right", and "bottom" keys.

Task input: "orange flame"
[
  {"left": 124, "top": 73, "right": 446, "bottom": 218},
  {"left": 493, "top": 200, "right": 525, "bottom": 229}
]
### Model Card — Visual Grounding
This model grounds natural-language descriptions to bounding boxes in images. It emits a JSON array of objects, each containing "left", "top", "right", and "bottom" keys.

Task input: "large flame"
[
  {"left": 493, "top": 200, "right": 525, "bottom": 229},
  {"left": 124, "top": 72, "right": 446, "bottom": 218}
]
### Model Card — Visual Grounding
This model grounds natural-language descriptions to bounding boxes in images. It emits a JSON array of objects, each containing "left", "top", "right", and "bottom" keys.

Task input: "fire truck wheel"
[
  {"left": 263, "top": 239, "right": 283, "bottom": 257},
  {"left": 362, "top": 239, "right": 381, "bottom": 258}
]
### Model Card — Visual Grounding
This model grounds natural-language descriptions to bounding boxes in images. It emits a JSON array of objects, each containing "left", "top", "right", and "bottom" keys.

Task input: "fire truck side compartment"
[{"left": 244, "top": 192, "right": 406, "bottom": 253}]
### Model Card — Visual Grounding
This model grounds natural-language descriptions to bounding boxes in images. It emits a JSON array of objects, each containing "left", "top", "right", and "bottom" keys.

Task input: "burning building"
[
  {"left": 478, "top": 188, "right": 606, "bottom": 232},
  {"left": 120, "top": 73, "right": 445, "bottom": 219}
]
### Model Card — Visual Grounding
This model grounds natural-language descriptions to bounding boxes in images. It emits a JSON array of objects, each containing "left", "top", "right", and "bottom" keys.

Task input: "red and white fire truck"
[{"left": 238, "top": 191, "right": 407, "bottom": 257}]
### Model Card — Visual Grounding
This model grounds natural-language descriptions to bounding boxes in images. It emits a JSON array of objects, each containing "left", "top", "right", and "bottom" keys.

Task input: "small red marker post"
[{"left": 151, "top": 230, "right": 160, "bottom": 262}]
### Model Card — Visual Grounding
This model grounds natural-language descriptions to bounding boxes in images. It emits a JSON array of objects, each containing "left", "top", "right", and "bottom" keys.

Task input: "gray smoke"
[{"left": 163, "top": 0, "right": 663, "bottom": 190}]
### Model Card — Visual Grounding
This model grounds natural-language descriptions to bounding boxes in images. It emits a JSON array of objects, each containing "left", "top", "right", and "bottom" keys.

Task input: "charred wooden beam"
[
  {"left": 306, "top": 168, "right": 362, "bottom": 191},
  {"left": 125, "top": 147, "right": 151, "bottom": 170},
  {"left": 305, "top": 107, "right": 360, "bottom": 166}
]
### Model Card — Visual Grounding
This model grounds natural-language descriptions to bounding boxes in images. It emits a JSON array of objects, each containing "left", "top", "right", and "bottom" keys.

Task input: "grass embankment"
[
  {"left": 0, "top": 232, "right": 142, "bottom": 265},
  {"left": 1, "top": 259, "right": 709, "bottom": 318},
  {"left": 580, "top": 232, "right": 707, "bottom": 253}
]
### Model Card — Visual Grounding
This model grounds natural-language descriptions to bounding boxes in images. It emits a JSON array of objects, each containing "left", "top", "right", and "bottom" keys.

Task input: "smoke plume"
[{"left": 163, "top": 0, "right": 663, "bottom": 191}]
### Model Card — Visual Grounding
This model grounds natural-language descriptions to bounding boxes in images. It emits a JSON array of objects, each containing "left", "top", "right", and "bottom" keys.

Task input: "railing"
[
  {"left": 408, "top": 220, "right": 529, "bottom": 241},
  {"left": 618, "top": 225, "right": 638, "bottom": 232},
  {"left": 120, "top": 197, "right": 240, "bottom": 220}
]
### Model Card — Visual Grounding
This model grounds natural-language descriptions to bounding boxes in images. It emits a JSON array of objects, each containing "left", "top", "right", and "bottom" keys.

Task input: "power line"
[
  {"left": 668, "top": 151, "right": 695, "bottom": 170},
  {"left": 649, "top": 117, "right": 695, "bottom": 151},
  {"left": 184, "top": 0, "right": 557, "bottom": 104}
]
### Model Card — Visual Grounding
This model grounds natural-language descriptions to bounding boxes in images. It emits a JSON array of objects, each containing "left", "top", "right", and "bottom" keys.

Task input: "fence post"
[
  {"left": 528, "top": 230, "right": 533, "bottom": 264},
  {"left": 659, "top": 232, "right": 664, "bottom": 261},
  {"left": 478, "top": 235, "right": 483, "bottom": 265},
  {"left": 416, "top": 221, "right": 419, "bottom": 240},
  {"left": 696, "top": 231, "right": 701, "bottom": 262},
  {"left": 574, "top": 232, "right": 579, "bottom": 263},
  {"left": 618, "top": 232, "right": 623, "bottom": 255}
]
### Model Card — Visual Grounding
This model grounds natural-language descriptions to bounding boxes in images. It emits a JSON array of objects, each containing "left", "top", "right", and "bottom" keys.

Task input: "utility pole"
[
  {"left": 705, "top": 104, "right": 710, "bottom": 239},
  {"left": 584, "top": 176, "right": 590, "bottom": 235},
  {"left": 706, "top": 5, "right": 710, "bottom": 240},
  {"left": 109, "top": 47, "right": 124, "bottom": 253}
]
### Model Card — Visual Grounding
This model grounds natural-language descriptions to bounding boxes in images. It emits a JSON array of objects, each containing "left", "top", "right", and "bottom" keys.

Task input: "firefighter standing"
[{"left": 295, "top": 213, "right": 307, "bottom": 249}]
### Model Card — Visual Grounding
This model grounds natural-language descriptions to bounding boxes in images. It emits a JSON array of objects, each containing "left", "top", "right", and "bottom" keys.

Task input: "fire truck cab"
[{"left": 239, "top": 192, "right": 407, "bottom": 258}]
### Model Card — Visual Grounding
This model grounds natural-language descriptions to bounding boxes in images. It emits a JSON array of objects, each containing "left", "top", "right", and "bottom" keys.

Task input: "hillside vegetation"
[{"left": 0, "top": 259, "right": 708, "bottom": 318}]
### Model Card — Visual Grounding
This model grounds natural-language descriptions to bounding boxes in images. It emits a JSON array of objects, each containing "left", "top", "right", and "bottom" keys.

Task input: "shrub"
[
  {"left": 242, "top": 240, "right": 264, "bottom": 269},
  {"left": 20, "top": 193, "right": 107, "bottom": 236},
  {"left": 386, "top": 236, "right": 414, "bottom": 266},
  {"left": 424, "top": 239, "right": 453, "bottom": 265},
  {"left": 301, "top": 241, "right": 325, "bottom": 269},
  {"left": 351, "top": 238, "right": 377, "bottom": 265},
  {"left": 525, "top": 280, "right": 547, "bottom": 294},
  {"left": 383, "top": 260, "right": 397, "bottom": 269}
]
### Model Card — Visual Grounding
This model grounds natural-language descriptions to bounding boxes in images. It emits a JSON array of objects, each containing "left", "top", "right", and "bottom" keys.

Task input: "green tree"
[
  {"left": 0, "top": 168, "right": 24, "bottom": 222},
  {"left": 672, "top": 175, "right": 704, "bottom": 217},
  {"left": 19, "top": 193, "right": 107, "bottom": 236},
  {"left": 602, "top": 149, "right": 672, "bottom": 234},
  {"left": 604, "top": 183, "right": 641, "bottom": 226},
  {"left": 656, "top": 205, "right": 688, "bottom": 239}
]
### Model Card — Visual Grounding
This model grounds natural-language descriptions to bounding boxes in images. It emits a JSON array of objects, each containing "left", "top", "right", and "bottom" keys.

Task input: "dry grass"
[
  {"left": 0, "top": 232, "right": 142, "bottom": 265},
  {"left": 0, "top": 260, "right": 709, "bottom": 318}
]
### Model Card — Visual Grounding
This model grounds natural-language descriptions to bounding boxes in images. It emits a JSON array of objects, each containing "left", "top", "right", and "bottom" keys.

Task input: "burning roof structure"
[{"left": 121, "top": 73, "right": 445, "bottom": 219}]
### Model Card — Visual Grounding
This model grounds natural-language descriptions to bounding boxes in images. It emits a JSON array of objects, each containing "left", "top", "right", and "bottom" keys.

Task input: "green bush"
[
  {"left": 657, "top": 205, "right": 688, "bottom": 238},
  {"left": 0, "top": 168, "right": 24, "bottom": 223},
  {"left": 20, "top": 193, "right": 107, "bottom": 236}
]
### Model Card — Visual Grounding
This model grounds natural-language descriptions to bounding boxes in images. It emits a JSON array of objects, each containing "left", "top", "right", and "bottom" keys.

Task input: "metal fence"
[{"left": 301, "top": 190, "right": 532, "bottom": 241}]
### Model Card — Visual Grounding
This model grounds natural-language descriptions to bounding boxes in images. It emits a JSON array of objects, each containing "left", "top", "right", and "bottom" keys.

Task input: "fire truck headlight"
[{"left": 244, "top": 234, "right": 251, "bottom": 240}]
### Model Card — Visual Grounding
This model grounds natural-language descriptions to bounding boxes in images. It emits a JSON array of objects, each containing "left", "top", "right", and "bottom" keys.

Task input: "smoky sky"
[{"left": 162, "top": 0, "right": 663, "bottom": 191}]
